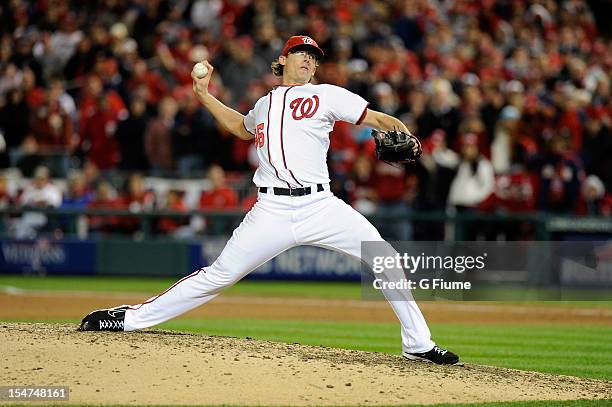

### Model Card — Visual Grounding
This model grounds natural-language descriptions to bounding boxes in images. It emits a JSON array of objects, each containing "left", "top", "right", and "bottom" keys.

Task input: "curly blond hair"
[{"left": 271, "top": 60, "right": 283, "bottom": 76}]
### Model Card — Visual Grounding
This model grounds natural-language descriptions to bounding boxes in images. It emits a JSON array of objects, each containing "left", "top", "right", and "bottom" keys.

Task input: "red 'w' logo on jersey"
[{"left": 289, "top": 96, "right": 319, "bottom": 120}]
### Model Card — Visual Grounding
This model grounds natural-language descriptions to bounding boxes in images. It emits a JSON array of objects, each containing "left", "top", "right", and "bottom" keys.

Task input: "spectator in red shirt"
[
  {"left": 21, "top": 68, "right": 46, "bottom": 109},
  {"left": 121, "top": 173, "right": 155, "bottom": 211},
  {"left": 576, "top": 175, "right": 612, "bottom": 217},
  {"left": 482, "top": 172, "right": 536, "bottom": 214},
  {"left": 370, "top": 157, "right": 415, "bottom": 240},
  {"left": 80, "top": 97, "right": 121, "bottom": 170},
  {"left": 30, "top": 91, "right": 74, "bottom": 151},
  {"left": 144, "top": 96, "right": 177, "bottom": 175},
  {"left": 156, "top": 189, "right": 189, "bottom": 235},
  {"left": 78, "top": 75, "right": 126, "bottom": 136},
  {"left": 348, "top": 153, "right": 377, "bottom": 215},
  {"left": 199, "top": 165, "right": 238, "bottom": 234},
  {"left": 329, "top": 121, "right": 359, "bottom": 176},
  {"left": 126, "top": 58, "right": 169, "bottom": 108},
  {"left": 199, "top": 165, "right": 238, "bottom": 209},
  {"left": 87, "top": 181, "right": 122, "bottom": 235},
  {"left": 118, "top": 173, "right": 155, "bottom": 234},
  {"left": 475, "top": 169, "right": 538, "bottom": 240}
]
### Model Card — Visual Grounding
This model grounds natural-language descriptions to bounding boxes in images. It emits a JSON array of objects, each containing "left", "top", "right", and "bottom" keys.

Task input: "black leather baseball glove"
[{"left": 371, "top": 129, "right": 422, "bottom": 163}]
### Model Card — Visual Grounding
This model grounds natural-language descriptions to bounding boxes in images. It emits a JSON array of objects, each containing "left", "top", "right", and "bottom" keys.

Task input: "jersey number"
[
  {"left": 289, "top": 95, "right": 319, "bottom": 120},
  {"left": 255, "top": 123, "right": 265, "bottom": 148}
]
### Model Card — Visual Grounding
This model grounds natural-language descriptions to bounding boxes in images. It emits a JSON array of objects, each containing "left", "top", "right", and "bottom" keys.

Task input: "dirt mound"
[{"left": 1, "top": 323, "right": 610, "bottom": 405}]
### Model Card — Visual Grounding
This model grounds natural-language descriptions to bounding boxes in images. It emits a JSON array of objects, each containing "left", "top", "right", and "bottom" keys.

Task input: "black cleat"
[
  {"left": 78, "top": 305, "right": 129, "bottom": 331},
  {"left": 403, "top": 345, "right": 460, "bottom": 365}
]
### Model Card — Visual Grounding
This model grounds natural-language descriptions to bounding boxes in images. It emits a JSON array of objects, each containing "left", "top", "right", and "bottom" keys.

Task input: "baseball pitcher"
[{"left": 79, "top": 36, "right": 459, "bottom": 365}]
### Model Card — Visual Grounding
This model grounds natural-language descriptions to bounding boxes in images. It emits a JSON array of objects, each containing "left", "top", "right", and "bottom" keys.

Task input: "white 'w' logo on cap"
[{"left": 302, "top": 37, "right": 314, "bottom": 45}]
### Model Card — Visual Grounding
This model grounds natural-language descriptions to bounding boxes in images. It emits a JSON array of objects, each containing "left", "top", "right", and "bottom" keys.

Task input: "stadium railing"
[{"left": 0, "top": 207, "right": 610, "bottom": 241}]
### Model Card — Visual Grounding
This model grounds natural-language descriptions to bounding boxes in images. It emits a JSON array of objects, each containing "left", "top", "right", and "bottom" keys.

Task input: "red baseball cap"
[{"left": 281, "top": 35, "right": 325, "bottom": 60}]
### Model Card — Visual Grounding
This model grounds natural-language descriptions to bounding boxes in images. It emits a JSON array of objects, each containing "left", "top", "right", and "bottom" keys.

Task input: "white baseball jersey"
[
  {"left": 243, "top": 83, "right": 369, "bottom": 188},
  {"left": 122, "top": 82, "right": 437, "bottom": 356}
]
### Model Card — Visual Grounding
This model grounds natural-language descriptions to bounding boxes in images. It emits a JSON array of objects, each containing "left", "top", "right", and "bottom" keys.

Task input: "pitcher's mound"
[{"left": 1, "top": 323, "right": 609, "bottom": 405}]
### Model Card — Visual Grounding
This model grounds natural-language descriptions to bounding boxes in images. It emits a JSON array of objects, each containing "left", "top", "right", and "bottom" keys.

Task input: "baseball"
[{"left": 193, "top": 62, "right": 209, "bottom": 78}]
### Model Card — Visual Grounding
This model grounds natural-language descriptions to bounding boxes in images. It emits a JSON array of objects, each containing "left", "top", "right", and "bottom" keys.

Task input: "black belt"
[{"left": 259, "top": 184, "right": 324, "bottom": 196}]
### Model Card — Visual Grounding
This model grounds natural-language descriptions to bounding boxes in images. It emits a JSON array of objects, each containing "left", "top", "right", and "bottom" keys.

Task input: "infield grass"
[{"left": 0, "top": 275, "right": 362, "bottom": 299}]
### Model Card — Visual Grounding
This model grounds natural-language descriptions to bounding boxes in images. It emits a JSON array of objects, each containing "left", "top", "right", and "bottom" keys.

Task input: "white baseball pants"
[{"left": 124, "top": 188, "right": 435, "bottom": 353}]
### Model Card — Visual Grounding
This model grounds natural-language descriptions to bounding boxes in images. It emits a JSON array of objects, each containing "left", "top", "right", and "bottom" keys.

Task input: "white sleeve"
[{"left": 325, "top": 85, "right": 369, "bottom": 124}]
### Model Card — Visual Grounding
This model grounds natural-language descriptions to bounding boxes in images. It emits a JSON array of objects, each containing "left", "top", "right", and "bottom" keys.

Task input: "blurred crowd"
[
  {"left": 0, "top": 164, "right": 247, "bottom": 238},
  {"left": 0, "top": 0, "right": 610, "bottom": 239}
]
